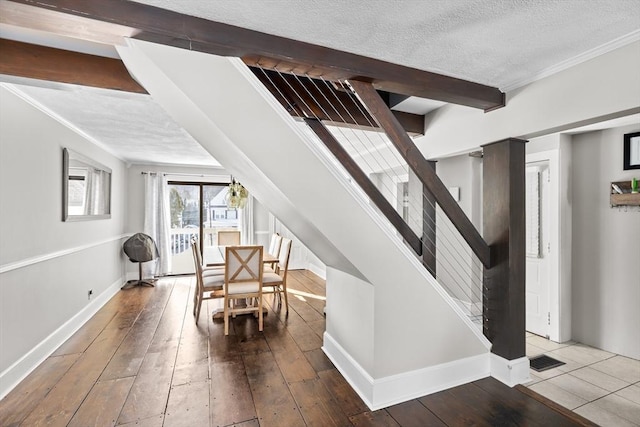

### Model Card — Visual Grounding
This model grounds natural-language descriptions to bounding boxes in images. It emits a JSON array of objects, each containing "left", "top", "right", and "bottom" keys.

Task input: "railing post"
[{"left": 482, "top": 137, "right": 529, "bottom": 385}]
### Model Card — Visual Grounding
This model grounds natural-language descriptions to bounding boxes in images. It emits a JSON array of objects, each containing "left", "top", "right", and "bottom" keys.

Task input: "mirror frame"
[{"left": 62, "top": 148, "right": 112, "bottom": 221}]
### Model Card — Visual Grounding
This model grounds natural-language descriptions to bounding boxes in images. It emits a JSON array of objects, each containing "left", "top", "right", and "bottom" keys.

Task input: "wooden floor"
[{"left": 0, "top": 270, "right": 596, "bottom": 427}]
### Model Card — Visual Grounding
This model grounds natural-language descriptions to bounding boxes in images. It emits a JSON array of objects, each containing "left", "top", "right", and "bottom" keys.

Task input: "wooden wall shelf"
[{"left": 610, "top": 181, "right": 640, "bottom": 207}]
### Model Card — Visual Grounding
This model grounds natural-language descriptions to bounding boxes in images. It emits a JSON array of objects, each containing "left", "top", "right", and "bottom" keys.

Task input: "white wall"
[
  {"left": 252, "top": 197, "right": 271, "bottom": 247},
  {"left": 418, "top": 41, "right": 640, "bottom": 158},
  {"left": 570, "top": 124, "right": 640, "bottom": 359},
  {"left": 0, "top": 85, "right": 128, "bottom": 396}
]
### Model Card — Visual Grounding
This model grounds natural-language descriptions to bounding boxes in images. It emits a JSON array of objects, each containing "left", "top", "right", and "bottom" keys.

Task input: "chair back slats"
[
  {"left": 191, "top": 237, "right": 225, "bottom": 324},
  {"left": 261, "top": 238, "right": 292, "bottom": 314},
  {"left": 268, "top": 233, "right": 279, "bottom": 255},
  {"left": 223, "top": 245, "right": 264, "bottom": 335},
  {"left": 192, "top": 239, "right": 204, "bottom": 272},
  {"left": 191, "top": 239, "right": 202, "bottom": 286},
  {"left": 271, "top": 235, "right": 283, "bottom": 256},
  {"left": 227, "top": 246, "right": 262, "bottom": 282},
  {"left": 191, "top": 238, "right": 205, "bottom": 323},
  {"left": 277, "top": 238, "right": 292, "bottom": 274},
  {"left": 218, "top": 230, "right": 241, "bottom": 246}
]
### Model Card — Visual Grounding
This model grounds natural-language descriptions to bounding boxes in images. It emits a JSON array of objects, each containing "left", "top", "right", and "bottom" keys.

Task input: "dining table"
[{"left": 204, "top": 245, "right": 279, "bottom": 267}]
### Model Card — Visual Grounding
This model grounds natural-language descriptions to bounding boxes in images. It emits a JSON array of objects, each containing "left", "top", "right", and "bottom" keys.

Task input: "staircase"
[{"left": 118, "top": 38, "right": 494, "bottom": 409}]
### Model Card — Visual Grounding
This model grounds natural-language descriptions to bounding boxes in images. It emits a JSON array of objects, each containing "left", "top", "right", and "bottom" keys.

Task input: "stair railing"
[{"left": 253, "top": 67, "right": 491, "bottom": 324}]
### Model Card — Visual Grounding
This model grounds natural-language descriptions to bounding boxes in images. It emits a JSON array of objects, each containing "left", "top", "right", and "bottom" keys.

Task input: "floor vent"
[{"left": 529, "top": 355, "right": 565, "bottom": 372}]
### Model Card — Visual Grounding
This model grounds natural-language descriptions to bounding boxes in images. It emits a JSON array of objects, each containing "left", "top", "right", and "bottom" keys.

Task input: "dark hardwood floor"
[{"left": 0, "top": 270, "right": 596, "bottom": 426}]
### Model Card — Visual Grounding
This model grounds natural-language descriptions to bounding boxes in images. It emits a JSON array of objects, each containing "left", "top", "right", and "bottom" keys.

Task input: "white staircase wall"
[{"left": 117, "top": 39, "right": 491, "bottom": 409}]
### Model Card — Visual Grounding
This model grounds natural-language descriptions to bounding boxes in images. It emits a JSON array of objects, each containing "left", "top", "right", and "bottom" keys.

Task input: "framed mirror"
[{"left": 63, "top": 148, "right": 112, "bottom": 221}]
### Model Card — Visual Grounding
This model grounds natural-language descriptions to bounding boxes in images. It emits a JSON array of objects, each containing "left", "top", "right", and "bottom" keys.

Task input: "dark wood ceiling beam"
[
  {"left": 0, "top": 38, "right": 147, "bottom": 93},
  {"left": 8, "top": 0, "right": 505, "bottom": 111},
  {"left": 0, "top": 0, "right": 135, "bottom": 46}
]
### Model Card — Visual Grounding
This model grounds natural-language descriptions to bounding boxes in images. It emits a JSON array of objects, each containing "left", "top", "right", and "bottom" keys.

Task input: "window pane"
[
  {"left": 169, "top": 184, "right": 200, "bottom": 274},
  {"left": 203, "top": 185, "right": 239, "bottom": 247},
  {"left": 167, "top": 183, "right": 241, "bottom": 275}
]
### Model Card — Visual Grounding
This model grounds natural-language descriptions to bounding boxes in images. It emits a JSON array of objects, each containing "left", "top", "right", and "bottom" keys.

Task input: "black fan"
[{"left": 122, "top": 233, "right": 159, "bottom": 289}]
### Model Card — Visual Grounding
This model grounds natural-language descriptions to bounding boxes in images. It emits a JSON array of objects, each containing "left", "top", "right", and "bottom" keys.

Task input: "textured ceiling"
[
  {"left": 3, "top": 0, "right": 640, "bottom": 166},
  {"left": 135, "top": 0, "right": 640, "bottom": 90},
  {"left": 12, "top": 83, "right": 219, "bottom": 167}
]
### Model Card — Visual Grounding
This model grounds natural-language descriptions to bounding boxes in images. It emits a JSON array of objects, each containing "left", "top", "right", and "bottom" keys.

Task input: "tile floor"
[{"left": 525, "top": 333, "right": 640, "bottom": 426}]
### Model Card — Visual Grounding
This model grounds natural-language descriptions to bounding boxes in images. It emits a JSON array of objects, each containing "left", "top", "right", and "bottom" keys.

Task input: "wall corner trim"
[
  {"left": 0, "top": 276, "right": 123, "bottom": 400},
  {"left": 323, "top": 332, "right": 490, "bottom": 411},
  {"left": 490, "top": 353, "right": 531, "bottom": 387}
]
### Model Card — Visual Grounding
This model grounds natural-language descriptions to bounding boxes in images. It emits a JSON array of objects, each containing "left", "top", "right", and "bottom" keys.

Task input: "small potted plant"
[{"left": 632, "top": 177, "right": 639, "bottom": 194}]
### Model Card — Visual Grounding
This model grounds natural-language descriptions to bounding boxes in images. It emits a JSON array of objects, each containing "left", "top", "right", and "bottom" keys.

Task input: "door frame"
[
  {"left": 526, "top": 149, "right": 568, "bottom": 342},
  {"left": 525, "top": 161, "right": 551, "bottom": 338}
]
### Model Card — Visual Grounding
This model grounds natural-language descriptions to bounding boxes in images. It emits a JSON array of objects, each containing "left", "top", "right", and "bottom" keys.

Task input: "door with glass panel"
[{"left": 168, "top": 182, "right": 239, "bottom": 275}]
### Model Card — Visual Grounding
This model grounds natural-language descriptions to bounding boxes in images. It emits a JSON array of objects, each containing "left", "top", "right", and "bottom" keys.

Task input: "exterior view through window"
[{"left": 169, "top": 182, "right": 239, "bottom": 274}]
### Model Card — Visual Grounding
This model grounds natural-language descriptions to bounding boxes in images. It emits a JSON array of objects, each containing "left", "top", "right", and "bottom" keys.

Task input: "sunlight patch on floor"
[{"left": 287, "top": 287, "right": 326, "bottom": 301}]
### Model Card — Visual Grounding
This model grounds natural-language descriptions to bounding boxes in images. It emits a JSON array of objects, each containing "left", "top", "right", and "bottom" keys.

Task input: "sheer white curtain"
[
  {"left": 239, "top": 195, "right": 254, "bottom": 245},
  {"left": 144, "top": 173, "right": 171, "bottom": 276}
]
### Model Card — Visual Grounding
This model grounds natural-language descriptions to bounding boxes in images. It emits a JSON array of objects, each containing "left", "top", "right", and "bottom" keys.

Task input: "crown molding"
[{"left": 502, "top": 30, "right": 640, "bottom": 93}]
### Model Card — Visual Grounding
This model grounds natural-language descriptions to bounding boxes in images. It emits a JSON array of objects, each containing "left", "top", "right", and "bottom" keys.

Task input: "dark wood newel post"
[{"left": 482, "top": 138, "right": 527, "bottom": 360}]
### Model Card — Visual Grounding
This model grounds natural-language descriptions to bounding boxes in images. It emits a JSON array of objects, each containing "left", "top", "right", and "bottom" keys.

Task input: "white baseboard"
[
  {"left": 307, "top": 263, "right": 326, "bottom": 280},
  {"left": 490, "top": 353, "right": 531, "bottom": 387},
  {"left": 322, "top": 332, "right": 375, "bottom": 405},
  {"left": 0, "top": 276, "right": 124, "bottom": 399},
  {"left": 323, "top": 332, "right": 490, "bottom": 410}
]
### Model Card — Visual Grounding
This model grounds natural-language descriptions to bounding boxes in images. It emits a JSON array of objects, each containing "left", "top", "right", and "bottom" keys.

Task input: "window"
[{"left": 168, "top": 182, "right": 239, "bottom": 274}]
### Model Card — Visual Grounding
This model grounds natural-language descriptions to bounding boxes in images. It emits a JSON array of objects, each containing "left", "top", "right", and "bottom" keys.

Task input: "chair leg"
[
  {"left": 282, "top": 282, "right": 289, "bottom": 314},
  {"left": 224, "top": 296, "right": 230, "bottom": 336},
  {"left": 193, "top": 285, "right": 198, "bottom": 316},
  {"left": 195, "top": 295, "right": 202, "bottom": 324},
  {"left": 258, "top": 295, "right": 263, "bottom": 332}
]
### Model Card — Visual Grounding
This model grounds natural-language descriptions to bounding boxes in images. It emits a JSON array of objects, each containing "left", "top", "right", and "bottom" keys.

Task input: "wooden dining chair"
[
  {"left": 191, "top": 237, "right": 225, "bottom": 276},
  {"left": 191, "top": 240, "right": 224, "bottom": 324},
  {"left": 223, "top": 245, "right": 264, "bottom": 335},
  {"left": 265, "top": 233, "right": 283, "bottom": 272},
  {"left": 262, "top": 237, "right": 292, "bottom": 314},
  {"left": 217, "top": 230, "right": 241, "bottom": 246}
]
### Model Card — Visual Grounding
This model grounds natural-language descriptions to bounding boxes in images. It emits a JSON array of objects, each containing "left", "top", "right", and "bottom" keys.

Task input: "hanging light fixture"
[{"left": 226, "top": 177, "right": 249, "bottom": 209}]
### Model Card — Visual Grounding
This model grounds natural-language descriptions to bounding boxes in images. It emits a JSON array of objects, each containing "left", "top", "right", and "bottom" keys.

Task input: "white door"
[
  {"left": 525, "top": 162, "right": 551, "bottom": 337},
  {"left": 271, "top": 216, "right": 307, "bottom": 270}
]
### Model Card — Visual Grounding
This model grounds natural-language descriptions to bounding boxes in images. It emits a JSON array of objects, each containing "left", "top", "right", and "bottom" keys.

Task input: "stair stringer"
[{"left": 117, "top": 39, "right": 492, "bottom": 409}]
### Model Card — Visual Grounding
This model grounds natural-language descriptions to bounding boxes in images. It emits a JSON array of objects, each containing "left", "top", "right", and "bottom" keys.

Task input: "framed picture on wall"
[{"left": 623, "top": 131, "right": 640, "bottom": 170}]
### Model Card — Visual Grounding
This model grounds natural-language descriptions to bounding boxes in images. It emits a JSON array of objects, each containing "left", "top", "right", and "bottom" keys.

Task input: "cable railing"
[{"left": 255, "top": 68, "right": 485, "bottom": 325}]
